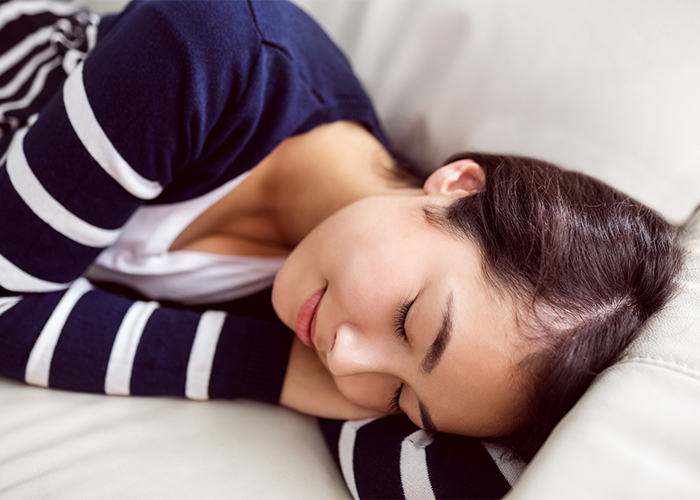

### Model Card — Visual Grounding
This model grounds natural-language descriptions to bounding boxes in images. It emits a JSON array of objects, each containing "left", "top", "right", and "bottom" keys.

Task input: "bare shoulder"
[
  {"left": 265, "top": 120, "right": 395, "bottom": 195},
  {"left": 275, "top": 121, "right": 391, "bottom": 170}
]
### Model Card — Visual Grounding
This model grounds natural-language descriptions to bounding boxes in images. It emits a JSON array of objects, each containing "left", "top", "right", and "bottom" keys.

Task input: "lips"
[{"left": 295, "top": 286, "right": 326, "bottom": 348}]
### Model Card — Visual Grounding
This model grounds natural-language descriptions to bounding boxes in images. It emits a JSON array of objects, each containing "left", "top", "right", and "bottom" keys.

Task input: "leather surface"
[{"left": 0, "top": 380, "right": 348, "bottom": 499}]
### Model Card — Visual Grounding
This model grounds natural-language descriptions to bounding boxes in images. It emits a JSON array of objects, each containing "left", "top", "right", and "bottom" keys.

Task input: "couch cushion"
[{"left": 0, "top": 380, "right": 350, "bottom": 499}]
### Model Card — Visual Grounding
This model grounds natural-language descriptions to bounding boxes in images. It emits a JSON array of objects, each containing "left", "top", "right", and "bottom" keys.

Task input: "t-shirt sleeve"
[
  {"left": 319, "top": 415, "right": 527, "bottom": 499},
  {"left": 0, "top": 1, "right": 292, "bottom": 402}
]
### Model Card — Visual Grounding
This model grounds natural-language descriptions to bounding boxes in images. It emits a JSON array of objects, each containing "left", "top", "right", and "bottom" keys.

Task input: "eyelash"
[
  {"left": 394, "top": 298, "right": 414, "bottom": 341},
  {"left": 390, "top": 298, "right": 414, "bottom": 412},
  {"left": 389, "top": 383, "right": 404, "bottom": 413}
]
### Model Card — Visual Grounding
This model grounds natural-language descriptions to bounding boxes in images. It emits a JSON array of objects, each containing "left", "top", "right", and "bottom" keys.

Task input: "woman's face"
[{"left": 272, "top": 181, "right": 530, "bottom": 437}]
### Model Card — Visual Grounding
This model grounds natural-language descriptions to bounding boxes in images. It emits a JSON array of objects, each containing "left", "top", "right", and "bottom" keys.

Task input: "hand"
[{"left": 280, "top": 336, "right": 384, "bottom": 420}]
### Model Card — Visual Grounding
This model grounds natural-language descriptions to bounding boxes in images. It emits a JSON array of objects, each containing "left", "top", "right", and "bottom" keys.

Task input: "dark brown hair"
[{"left": 428, "top": 152, "right": 682, "bottom": 461}]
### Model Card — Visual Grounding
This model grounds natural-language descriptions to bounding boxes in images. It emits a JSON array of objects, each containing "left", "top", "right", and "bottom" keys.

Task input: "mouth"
[{"left": 294, "top": 286, "right": 326, "bottom": 348}]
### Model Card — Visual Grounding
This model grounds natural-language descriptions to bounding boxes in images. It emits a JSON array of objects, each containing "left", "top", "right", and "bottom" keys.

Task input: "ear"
[{"left": 423, "top": 159, "right": 485, "bottom": 195}]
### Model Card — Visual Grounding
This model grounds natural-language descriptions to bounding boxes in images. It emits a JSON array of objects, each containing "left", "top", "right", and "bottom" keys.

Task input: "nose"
[{"left": 326, "top": 322, "right": 397, "bottom": 377}]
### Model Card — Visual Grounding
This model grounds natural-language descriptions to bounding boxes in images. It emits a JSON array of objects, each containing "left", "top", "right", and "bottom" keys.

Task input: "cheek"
[
  {"left": 271, "top": 257, "right": 303, "bottom": 330},
  {"left": 330, "top": 242, "right": 418, "bottom": 320},
  {"left": 333, "top": 374, "right": 398, "bottom": 411},
  {"left": 271, "top": 218, "right": 337, "bottom": 327}
]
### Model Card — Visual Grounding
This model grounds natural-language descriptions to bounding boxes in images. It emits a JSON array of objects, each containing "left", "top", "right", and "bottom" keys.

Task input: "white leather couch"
[{"left": 2, "top": 1, "right": 699, "bottom": 498}]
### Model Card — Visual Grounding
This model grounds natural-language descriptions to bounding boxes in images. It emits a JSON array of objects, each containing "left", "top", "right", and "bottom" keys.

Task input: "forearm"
[
  {"left": 319, "top": 416, "right": 525, "bottom": 500},
  {"left": 0, "top": 280, "right": 293, "bottom": 402}
]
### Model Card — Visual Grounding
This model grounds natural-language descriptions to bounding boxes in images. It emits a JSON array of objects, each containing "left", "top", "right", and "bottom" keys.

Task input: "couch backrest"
[{"left": 294, "top": 0, "right": 700, "bottom": 224}]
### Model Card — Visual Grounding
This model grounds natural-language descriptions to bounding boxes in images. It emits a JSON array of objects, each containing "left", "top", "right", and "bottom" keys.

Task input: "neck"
[{"left": 256, "top": 121, "right": 422, "bottom": 247}]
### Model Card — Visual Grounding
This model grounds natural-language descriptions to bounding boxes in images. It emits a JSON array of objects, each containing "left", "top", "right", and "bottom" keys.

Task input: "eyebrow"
[
  {"left": 419, "top": 400, "right": 439, "bottom": 434},
  {"left": 420, "top": 291, "right": 454, "bottom": 374}
]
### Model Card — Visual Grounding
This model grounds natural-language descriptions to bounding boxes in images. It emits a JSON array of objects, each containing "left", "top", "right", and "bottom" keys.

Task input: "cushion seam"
[{"left": 616, "top": 356, "right": 700, "bottom": 381}]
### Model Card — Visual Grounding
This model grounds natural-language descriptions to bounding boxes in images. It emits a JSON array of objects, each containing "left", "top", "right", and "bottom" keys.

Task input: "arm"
[
  {"left": 0, "top": 281, "right": 292, "bottom": 402},
  {"left": 319, "top": 416, "right": 526, "bottom": 500},
  {"left": 1, "top": 0, "right": 262, "bottom": 292},
  {"left": 0, "top": 1, "right": 291, "bottom": 401}
]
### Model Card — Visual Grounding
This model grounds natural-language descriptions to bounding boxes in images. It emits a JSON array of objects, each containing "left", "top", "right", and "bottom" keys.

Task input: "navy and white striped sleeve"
[
  {"left": 0, "top": 1, "right": 293, "bottom": 403},
  {"left": 0, "top": 278, "right": 292, "bottom": 402},
  {"left": 319, "top": 416, "right": 527, "bottom": 500}
]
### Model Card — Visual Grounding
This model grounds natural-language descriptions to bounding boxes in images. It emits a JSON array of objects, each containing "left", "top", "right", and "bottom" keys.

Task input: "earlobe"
[{"left": 423, "top": 159, "right": 485, "bottom": 195}]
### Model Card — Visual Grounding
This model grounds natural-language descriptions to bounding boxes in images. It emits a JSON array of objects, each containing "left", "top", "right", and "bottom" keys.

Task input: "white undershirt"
[{"left": 88, "top": 172, "right": 286, "bottom": 305}]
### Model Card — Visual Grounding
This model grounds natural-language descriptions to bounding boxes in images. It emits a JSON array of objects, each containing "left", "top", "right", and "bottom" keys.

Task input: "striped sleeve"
[
  {"left": 1, "top": 6, "right": 175, "bottom": 292},
  {"left": 0, "top": 279, "right": 293, "bottom": 402},
  {"left": 319, "top": 415, "right": 526, "bottom": 500},
  {"left": 0, "top": 0, "right": 98, "bottom": 155}
]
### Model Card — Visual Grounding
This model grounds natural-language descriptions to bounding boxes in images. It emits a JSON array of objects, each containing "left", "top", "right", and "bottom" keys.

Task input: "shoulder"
[
  {"left": 247, "top": 1, "right": 358, "bottom": 86},
  {"left": 99, "top": 1, "right": 263, "bottom": 62},
  {"left": 89, "top": 0, "right": 266, "bottom": 113}
]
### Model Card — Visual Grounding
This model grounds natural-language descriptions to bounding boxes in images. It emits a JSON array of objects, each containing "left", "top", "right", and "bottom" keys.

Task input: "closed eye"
[
  {"left": 389, "top": 383, "right": 403, "bottom": 413},
  {"left": 394, "top": 297, "right": 414, "bottom": 341}
]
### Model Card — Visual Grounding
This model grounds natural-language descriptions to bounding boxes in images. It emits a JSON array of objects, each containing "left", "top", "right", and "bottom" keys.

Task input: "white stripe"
[
  {"left": 7, "top": 127, "right": 121, "bottom": 247},
  {"left": 24, "top": 277, "right": 93, "bottom": 387},
  {"left": 0, "top": 252, "right": 69, "bottom": 293},
  {"left": 85, "top": 13, "right": 99, "bottom": 51},
  {"left": 0, "top": 296, "right": 22, "bottom": 317},
  {"left": 482, "top": 441, "right": 527, "bottom": 487},
  {"left": 338, "top": 418, "right": 378, "bottom": 500},
  {"left": 0, "top": 25, "right": 55, "bottom": 75},
  {"left": 63, "top": 63, "right": 163, "bottom": 200},
  {"left": 185, "top": 310, "right": 226, "bottom": 400},
  {"left": 0, "top": 0, "right": 82, "bottom": 31},
  {"left": 400, "top": 430, "right": 436, "bottom": 500},
  {"left": 0, "top": 46, "right": 55, "bottom": 100},
  {"left": 104, "top": 300, "right": 159, "bottom": 396},
  {"left": 0, "top": 58, "right": 61, "bottom": 118}
]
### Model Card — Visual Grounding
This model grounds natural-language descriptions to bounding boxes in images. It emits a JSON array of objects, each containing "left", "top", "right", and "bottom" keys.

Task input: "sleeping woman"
[{"left": 0, "top": 1, "right": 682, "bottom": 498}]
